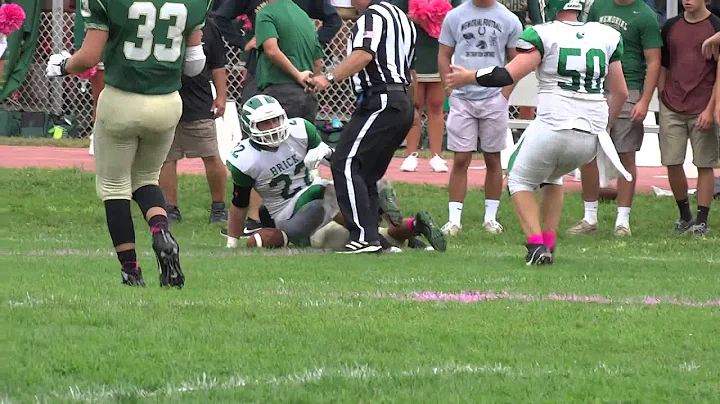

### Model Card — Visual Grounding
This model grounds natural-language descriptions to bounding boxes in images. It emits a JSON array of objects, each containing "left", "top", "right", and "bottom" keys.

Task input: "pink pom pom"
[
  {"left": 236, "top": 14, "right": 252, "bottom": 31},
  {"left": 76, "top": 66, "right": 97, "bottom": 79},
  {"left": 0, "top": 4, "right": 26, "bottom": 35},
  {"left": 408, "top": 0, "right": 452, "bottom": 38}
]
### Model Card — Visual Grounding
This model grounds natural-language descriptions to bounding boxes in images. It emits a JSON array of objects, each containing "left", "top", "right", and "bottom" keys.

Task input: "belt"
[{"left": 363, "top": 83, "right": 407, "bottom": 98}]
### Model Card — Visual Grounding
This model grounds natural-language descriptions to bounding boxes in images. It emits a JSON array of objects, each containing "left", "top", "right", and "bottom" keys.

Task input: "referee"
[{"left": 311, "top": 0, "right": 417, "bottom": 254}]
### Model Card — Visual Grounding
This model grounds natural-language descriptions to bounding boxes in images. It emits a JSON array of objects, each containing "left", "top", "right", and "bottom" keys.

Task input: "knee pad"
[{"left": 132, "top": 185, "right": 167, "bottom": 217}]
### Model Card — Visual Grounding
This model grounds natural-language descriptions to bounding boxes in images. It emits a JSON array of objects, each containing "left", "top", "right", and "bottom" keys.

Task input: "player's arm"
[
  {"left": 184, "top": 30, "right": 206, "bottom": 77},
  {"left": 501, "top": 47, "right": 519, "bottom": 100},
  {"left": 64, "top": 29, "right": 108, "bottom": 74},
  {"left": 304, "top": 120, "right": 333, "bottom": 169},
  {"left": 226, "top": 160, "right": 256, "bottom": 247},
  {"left": 55, "top": 0, "right": 108, "bottom": 76},
  {"left": 605, "top": 60, "right": 629, "bottom": 129}
]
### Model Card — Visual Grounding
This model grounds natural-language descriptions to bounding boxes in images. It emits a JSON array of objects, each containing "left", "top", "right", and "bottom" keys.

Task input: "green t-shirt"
[
  {"left": 81, "top": 0, "right": 211, "bottom": 95},
  {"left": 587, "top": 0, "right": 662, "bottom": 90},
  {"left": 74, "top": 0, "right": 85, "bottom": 50},
  {"left": 254, "top": 0, "right": 324, "bottom": 90}
]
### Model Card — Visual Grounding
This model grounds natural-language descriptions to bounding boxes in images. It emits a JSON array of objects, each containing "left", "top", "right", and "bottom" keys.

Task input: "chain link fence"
[{"left": 0, "top": 12, "right": 521, "bottom": 140}]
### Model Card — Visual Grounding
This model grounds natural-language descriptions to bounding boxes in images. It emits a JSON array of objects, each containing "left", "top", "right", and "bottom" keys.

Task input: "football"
[
  {"left": 247, "top": 228, "right": 289, "bottom": 248},
  {"left": 599, "top": 187, "right": 618, "bottom": 202}
]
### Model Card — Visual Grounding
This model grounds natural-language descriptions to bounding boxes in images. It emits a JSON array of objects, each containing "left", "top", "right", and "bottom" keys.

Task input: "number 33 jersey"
[
  {"left": 80, "top": 0, "right": 211, "bottom": 95},
  {"left": 517, "top": 21, "right": 624, "bottom": 134},
  {"left": 226, "top": 118, "right": 324, "bottom": 220}
]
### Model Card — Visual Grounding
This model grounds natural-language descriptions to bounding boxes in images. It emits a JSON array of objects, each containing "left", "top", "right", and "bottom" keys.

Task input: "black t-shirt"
[{"left": 180, "top": 18, "right": 228, "bottom": 122}]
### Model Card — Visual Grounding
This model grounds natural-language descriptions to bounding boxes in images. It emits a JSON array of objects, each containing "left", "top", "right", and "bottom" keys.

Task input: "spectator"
[
  {"left": 395, "top": 0, "right": 462, "bottom": 174},
  {"left": 658, "top": 0, "right": 720, "bottom": 237},
  {"left": 569, "top": 0, "right": 662, "bottom": 237},
  {"left": 438, "top": 0, "right": 523, "bottom": 235},
  {"left": 159, "top": 18, "right": 229, "bottom": 225},
  {"left": 254, "top": 0, "right": 325, "bottom": 121}
]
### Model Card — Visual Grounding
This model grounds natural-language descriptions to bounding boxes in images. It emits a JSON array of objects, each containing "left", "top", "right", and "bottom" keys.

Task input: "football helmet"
[
  {"left": 545, "top": 0, "right": 584, "bottom": 21},
  {"left": 241, "top": 95, "right": 289, "bottom": 148}
]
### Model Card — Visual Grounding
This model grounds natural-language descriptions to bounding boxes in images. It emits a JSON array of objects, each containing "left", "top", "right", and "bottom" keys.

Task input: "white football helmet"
[{"left": 241, "top": 94, "right": 289, "bottom": 148}]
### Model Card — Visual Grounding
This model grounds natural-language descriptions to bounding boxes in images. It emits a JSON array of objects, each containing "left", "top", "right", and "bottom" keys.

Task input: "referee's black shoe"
[{"left": 337, "top": 240, "right": 382, "bottom": 254}]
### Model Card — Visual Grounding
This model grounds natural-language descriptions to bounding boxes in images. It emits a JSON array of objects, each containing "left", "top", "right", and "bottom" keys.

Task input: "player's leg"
[
  {"left": 477, "top": 92, "right": 509, "bottom": 234},
  {"left": 568, "top": 158, "right": 600, "bottom": 234},
  {"left": 93, "top": 86, "right": 144, "bottom": 286},
  {"left": 444, "top": 96, "right": 477, "bottom": 235},
  {"left": 400, "top": 82, "right": 425, "bottom": 172},
  {"left": 425, "top": 81, "right": 448, "bottom": 172},
  {"left": 275, "top": 199, "right": 328, "bottom": 247},
  {"left": 130, "top": 91, "right": 184, "bottom": 288},
  {"left": 658, "top": 102, "right": 694, "bottom": 234},
  {"left": 159, "top": 124, "right": 184, "bottom": 222},
  {"left": 688, "top": 113, "right": 719, "bottom": 237}
]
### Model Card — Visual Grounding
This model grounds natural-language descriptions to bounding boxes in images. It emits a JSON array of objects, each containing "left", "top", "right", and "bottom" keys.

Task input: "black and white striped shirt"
[{"left": 348, "top": 0, "right": 417, "bottom": 94}]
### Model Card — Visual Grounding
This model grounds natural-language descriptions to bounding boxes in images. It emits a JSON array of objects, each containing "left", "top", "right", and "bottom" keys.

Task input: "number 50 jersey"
[
  {"left": 517, "top": 21, "right": 624, "bottom": 134},
  {"left": 80, "top": 0, "right": 211, "bottom": 95}
]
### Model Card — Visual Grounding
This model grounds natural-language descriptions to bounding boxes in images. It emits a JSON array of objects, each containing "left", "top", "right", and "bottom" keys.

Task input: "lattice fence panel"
[{"left": 0, "top": 14, "right": 522, "bottom": 140}]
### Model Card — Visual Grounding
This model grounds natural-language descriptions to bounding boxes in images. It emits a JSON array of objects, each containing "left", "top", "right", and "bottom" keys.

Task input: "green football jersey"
[{"left": 80, "top": 0, "right": 212, "bottom": 95}]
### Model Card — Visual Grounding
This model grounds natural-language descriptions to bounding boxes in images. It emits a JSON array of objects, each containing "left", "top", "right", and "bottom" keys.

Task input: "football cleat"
[
  {"left": 674, "top": 219, "right": 695, "bottom": 235},
  {"left": 378, "top": 182, "right": 404, "bottom": 227},
  {"left": 152, "top": 228, "right": 184, "bottom": 288},
  {"left": 121, "top": 265, "right": 146, "bottom": 287},
  {"left": 243, "top": 217, "right": 263, "bottom": 236},
  {"left": 337, "top": 240, "right": 382, "bottom": 254},
  {"left": 413, "top": 211, "right": 446, "bottom": 252},
  {"left": 166, "top": 205, "right": 182, "bottom": 222},
  {"left": 526, "top": 244, "right": 553, "bottom": 266}
]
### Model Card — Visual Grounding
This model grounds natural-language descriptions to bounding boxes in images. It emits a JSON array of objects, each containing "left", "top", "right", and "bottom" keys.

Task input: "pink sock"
[
  {"left": 542, "top": 232, "right": 556, "bottom": 249},
  {"left": 527, "top": 234, "right": 543, "bottom": 245},
  {"left": 406, "top": 218, "right": 415, "bottom": 232}
]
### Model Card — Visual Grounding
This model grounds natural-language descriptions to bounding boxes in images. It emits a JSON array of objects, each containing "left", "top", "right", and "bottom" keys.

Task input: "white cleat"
[
  {"left": 483, "top": 220, "right": 504, "bottom": 234},
  {"left": 400, "top": 152, "right": 419, "bottom": 172},
  {"left": 441, "top": 222, "right": 463, "bottom": 236},
  {"left": 429, "top": 154, "right": 449, "bottom": 172}
]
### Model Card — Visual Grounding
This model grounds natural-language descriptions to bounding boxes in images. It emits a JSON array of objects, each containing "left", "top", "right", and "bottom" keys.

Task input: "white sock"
[
  {"left": 484, "top": 199, "right": 500, "bottom": 223},
  {"left": 448, "top": 201, "right": 463, "bottom": 225},
  {"left": 616, "top": 207, "right": 631, "bottom": 228},
  {"left": 583, "top": 200, "right": 599, "bottom": 225}
]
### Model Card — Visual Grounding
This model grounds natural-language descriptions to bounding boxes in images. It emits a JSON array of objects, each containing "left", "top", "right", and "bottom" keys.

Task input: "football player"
[
  {"left": 445, "top": 0, "right": 631, "bottom": 265},
  {"left": 46, "top": 0, "right": 212, "bottom": 287}
]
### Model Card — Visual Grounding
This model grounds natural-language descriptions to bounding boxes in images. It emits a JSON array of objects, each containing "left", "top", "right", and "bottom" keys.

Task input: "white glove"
[
  {"left": 46, "top": 50, "right": 72, "bottom": 77},
  {"left": 304, "top": 142, "right": 333, "bottom": 170},
  {"left": 226, "top": 236, "right": 239, "bottom": 248}
]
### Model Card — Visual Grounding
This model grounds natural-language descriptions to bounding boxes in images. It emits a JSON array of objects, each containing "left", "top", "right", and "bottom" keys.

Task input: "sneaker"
[
  {"left": 566, "top": 220, "right": 598, "bottom": 235},
  {"left": 151, "top": 228, "right": 184, "bottom": 288},
  {"left": 674, "top": 218, "right": 695, "bottom": 235},
  {"left": 429, "top": 154, "right": 449, "bottom": 172},
  {"left": 121, "top": 264, "right": 146, "bottom": 287},
  {"left": 243, "top": 217, "right": 263, "bottom": 236},
  {"left": 167, "top": 205, "right": 182, "bottom": 222},
  {"left": 483, "top": 220, "right": 504, "bottom": 234},
  {"left": 400, "top": 153, "right": 419, "bottom": 172},
  {"left": 407, "top": 236, "right": 434, "bottom": 250},
  {"left": 336, "top": 240, "right": 382, "bottom": 254},
  {"left": 615, "top": 225, "right": 632, "bottom": 237},
  {"left": 378, "top": 183, "right": 404, "bottom": 227},
  {"left": 691, "top": 222, "right": 709, "bottom": 238},
  {"left": 413, "top": 211, "right": 446, "bottom": 252},
  {"left": 209, "top": 201, "right": 228, "bottom": 224},
  {"left": 441, "top": 221, "right": 462, "bottom": 236},
  {"left": 526, "top": 244, "right": 553, "bottom": 266}
]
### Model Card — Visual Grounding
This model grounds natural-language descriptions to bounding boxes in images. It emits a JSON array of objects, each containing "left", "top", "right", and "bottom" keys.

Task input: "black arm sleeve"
[
  {"left": 232, "top": 184, "right": 253, "bottom": 208},
  {"left": 215, "top": 0, "right": 250, "bottom": 48},
  {"left": 475, "top": 67, "right": 514, "bottom": 87}
]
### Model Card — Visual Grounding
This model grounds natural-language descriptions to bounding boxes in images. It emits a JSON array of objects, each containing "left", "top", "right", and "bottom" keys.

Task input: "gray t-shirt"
[{"left": 439, "top": 1, "right": 523, "bottom": 100}]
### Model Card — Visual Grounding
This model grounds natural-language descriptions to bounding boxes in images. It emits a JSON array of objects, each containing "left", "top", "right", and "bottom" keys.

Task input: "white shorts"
[
  {"left": 446, "top": 92, "right": 509, "bottom": 153},
  {"left": 507, "top": 120, "right": 598, "bottom": 194}
]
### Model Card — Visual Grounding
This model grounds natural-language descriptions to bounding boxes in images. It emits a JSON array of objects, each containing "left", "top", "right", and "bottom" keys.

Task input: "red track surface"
[{"left": 0, "top": 145, "right": 706, "bottom": 193}]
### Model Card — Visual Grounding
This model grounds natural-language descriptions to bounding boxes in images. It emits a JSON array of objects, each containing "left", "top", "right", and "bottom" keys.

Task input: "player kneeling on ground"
[
  {"left": 445, "top": 0, "right": 631, "bottom": 265},
  {"left": 225, "top": 95, "right": 339, "bottom": 248}
]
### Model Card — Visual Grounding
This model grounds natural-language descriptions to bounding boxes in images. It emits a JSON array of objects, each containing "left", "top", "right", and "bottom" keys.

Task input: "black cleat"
[
  {"left": 526, "top": 244, "right": 553, "bottom": 266},
  {"left": 121, "top": 265, "right": 146, "bottom": 287},
  {"left": 166, "top": 205, "right": 182, "bottom": 222},
  {"left": 413, "top": 211, "right": 446, "bottom": 252},
  {"left": 674, "top": 218, "right": 695, "bottom": 235},
  {"left": 152, "top": 228, "right": 184, "bottom": 288},
  {"left": 378, "top": 182, "right": 404, "bottom": 227},
  {"left": 243, "top": 217, "right": 263, "bottom": 236},
  {"left": 209, "top": 201, "right": 228, "bottom": 224},
  {"left": 407, "top": 236, "right": 432, "bottom": 250}
]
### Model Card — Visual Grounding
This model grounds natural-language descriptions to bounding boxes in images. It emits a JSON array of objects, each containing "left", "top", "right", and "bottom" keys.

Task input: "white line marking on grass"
[{"left": 40, "top": 362, "right": 700, "bottom": 402}]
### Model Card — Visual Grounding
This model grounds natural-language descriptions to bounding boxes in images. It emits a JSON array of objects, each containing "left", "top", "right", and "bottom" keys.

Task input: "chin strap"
[{"left": 475, "top": 66, "right": 515, "bottom": 87}]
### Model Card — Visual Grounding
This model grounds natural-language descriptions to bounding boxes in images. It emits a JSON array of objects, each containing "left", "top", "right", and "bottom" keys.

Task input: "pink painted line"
[{"left": 413, "top": 290, "right": 720, "bottom": 308}]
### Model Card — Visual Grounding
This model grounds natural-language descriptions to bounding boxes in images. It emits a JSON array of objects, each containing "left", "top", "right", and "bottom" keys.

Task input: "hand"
[
  {"left": 698, "top": 106, "right": 714, "bottom": 130},
  {"left": 445, "top": 64, "right": 475, "bottom": 89},
  {"left": 226, "top": 236, "right": 239, "bottom": 248},
  {"left": 212, "top": 96, "right": 226, "bottom": 119},
  {"left": 629, "top": 99, "right": 649, "bottom": 123},
  {"left": 702, "top": 32, "right": 720, "bottom": 60},
  {"left": 244, "top": 36, "right": 257, "bottom": 53},
  {"left": 304, "top": 142, "right": 333, "bottom": 170},
  {"left": 311, "top": 75, "right": 331, "bottom": 92},
  {"left": 501, "top": 86, "right": 512, "bottom": 101},
  {"left": 46, "top": 50, "right": 72, "bottom": 77},
  {"left": 295, "top": 70, "right": 314, "bottom": 90}
]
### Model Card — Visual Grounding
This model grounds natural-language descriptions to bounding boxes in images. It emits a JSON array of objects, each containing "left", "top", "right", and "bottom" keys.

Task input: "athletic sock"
[
  {"left": 148, "top": 214, "right": 169, "bottom": 233},
  {"left": 616, "top": 207, "right": 631, "bottom": 228},
  {"left": 697, "top": 206, "right": 710, "bottom": 226},
  {"left": 406, "top": 218, "right": 415, "bottom": 232},
  {"left": 528, "top": 234, "right": 543, "bottom": 245},
  {"left": 542, "top": 232, "right": 556, "bottom": 249},
  {"left": 448, "top": 202, "right": 463, "bottom": 225},
  {"left": 484, "top": 199, "right": 500, "bottom": 223},
  {"left": 117, "top": 249, "right": 137, "bottom": 269},
  {"left": 676, "top": 198, "right": 693, "bottom": 222},
  {"left": 583, "top": 200, "right": 599, "bottom": 225}
]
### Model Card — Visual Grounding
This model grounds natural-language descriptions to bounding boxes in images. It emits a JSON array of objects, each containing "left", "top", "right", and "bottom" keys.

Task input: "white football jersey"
[
  {"left": 517, "top": 21, "right": 623, "bottom": 133},
  {"left": 227, "top": 118, "right": 316, "bottom": 219}
]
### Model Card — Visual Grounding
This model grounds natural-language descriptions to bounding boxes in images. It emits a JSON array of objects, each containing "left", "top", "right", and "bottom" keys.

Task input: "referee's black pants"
[{"left": 331, "top": 90, "right": 414, "bottom": 245}]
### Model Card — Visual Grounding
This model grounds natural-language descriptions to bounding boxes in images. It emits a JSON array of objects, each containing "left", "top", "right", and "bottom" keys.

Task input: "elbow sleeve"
[
  {"left": 475, "top": 67, "right": 514, "bottom": 88},
  {"left": 183, "top": 45, "right": 206, "bottom": 76}
]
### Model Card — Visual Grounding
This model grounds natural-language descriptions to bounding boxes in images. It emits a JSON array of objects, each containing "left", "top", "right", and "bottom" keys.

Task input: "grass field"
[{"left": 3, "top": 168, "right": 720, "bottom": 403}]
